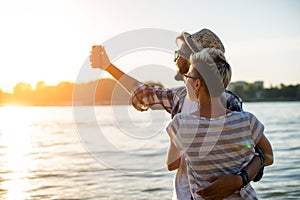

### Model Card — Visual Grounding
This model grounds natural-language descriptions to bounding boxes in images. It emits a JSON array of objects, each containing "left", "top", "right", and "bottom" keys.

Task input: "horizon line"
[{"left": 1, "top": 78, "right": 299, "bottom": 94}]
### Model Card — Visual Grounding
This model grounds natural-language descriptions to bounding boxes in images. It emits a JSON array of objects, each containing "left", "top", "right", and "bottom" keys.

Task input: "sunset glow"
[{"left": 0, "top": 0, "right": 299, "bottom": 93}]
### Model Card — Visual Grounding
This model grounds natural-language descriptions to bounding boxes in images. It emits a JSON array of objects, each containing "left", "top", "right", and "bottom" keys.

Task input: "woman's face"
[{"left": 184, "top": 66, "right": 198, "bottom": 102}]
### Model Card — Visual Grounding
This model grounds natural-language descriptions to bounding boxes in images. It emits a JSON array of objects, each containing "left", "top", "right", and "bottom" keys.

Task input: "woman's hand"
[{"left": 90, "top": 45, "right": 111, "bottom": 70}]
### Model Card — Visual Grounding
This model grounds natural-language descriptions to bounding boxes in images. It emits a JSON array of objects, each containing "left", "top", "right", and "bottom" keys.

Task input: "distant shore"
[
  {"left": 2, "top": 99, "right": 300, "bottom": 107},
  {"left": 1, "top": 79, "right": 299, "bottom": 106}
]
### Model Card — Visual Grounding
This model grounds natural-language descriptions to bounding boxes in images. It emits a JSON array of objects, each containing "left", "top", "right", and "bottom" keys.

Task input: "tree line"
[
  {"left": 230, "top": 82, "right": 300, "bottom": 102},
  {"left": 0, "top": 79, "right": 130, "bottom": 106},
  {"left": 0, "top": 80, "right": 299, "bottom": 106}
]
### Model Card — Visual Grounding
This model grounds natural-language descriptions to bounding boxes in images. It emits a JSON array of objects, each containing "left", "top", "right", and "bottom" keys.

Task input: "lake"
[{"left": 0, "top": 102, "right": 299, "bottom": 199}]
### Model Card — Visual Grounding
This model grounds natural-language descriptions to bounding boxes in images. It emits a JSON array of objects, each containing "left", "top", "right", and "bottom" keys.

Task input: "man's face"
[
  {"left": 174, "top": 42, "right": 192, "bottom": 81},
  {"left": 174, "top": 52, "right": 190, "bottom": 81}
]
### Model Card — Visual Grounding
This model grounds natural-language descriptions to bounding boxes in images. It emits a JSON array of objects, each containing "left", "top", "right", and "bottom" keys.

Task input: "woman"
[{"left": 166, "top": 48, "right": 273, "bottom": 199}]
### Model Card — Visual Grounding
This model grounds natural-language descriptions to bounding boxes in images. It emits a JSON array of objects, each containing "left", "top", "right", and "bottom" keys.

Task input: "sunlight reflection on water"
[{"left": 0, "top": 103, "right": 299, "bottom": 199}]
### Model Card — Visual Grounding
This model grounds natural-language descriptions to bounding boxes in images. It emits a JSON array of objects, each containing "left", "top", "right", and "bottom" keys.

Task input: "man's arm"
[
  {"left": 106, "top": 63, "right": 142, "bottom": 94},
  {"left": 90, "top": 45, "right": 176, "bottom": 113},
  {"left": 196, "top": 153, "right": 263, "bottom": 200}
]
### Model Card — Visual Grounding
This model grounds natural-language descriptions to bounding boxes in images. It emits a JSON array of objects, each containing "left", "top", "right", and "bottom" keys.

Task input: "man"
[{"left": 90, "top": 28, "right": 265, "bottom": 200}]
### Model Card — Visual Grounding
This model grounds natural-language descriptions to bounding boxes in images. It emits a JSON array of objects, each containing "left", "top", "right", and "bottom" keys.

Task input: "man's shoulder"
[
  {"left": 223, "top": 90, "right": 243, "bottom": 111},
  {"left": 224, "top": 90, "right": 242, "bottom": 102}
]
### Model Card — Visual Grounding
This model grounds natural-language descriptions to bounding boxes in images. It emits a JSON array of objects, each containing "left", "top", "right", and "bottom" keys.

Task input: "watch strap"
[{"left": 237, "top": 170, "right": 249, "bottom": 189}]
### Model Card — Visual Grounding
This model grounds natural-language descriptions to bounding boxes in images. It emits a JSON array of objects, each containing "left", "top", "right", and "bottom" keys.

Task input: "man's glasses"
[
  {"left": 174, "top": 51, "right": 180, "bottom": 62},
  {"left": 183, "top": 74, "right": 198, "bottom": 80}
]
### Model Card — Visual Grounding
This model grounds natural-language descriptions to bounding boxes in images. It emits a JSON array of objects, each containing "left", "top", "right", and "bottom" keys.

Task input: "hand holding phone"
[{"left": 90, "top": 45, "right": 111, "bottom": 70}]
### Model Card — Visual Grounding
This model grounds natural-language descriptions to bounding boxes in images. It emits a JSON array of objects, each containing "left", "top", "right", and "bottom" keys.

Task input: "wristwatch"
[
  {"left": 237, "top": 170, "right": 249, "bottom": 189},
  {"left": 253, "top": 146, "right": 265, "bottom": 182}
]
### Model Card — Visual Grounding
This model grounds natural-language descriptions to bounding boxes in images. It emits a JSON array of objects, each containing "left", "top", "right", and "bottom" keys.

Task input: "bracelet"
[{"left": 237, "top": 170, "right": 249, "bottom": 189}]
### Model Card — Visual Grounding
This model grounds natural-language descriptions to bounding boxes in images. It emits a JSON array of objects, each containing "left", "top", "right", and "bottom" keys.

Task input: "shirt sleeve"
[
  {"left": 247, "top": 112, "right": 264, "bottom": 145},
  {"left": 166, "top": 114, "right": 183, "bottom": 150},
  {"left": 223, "top": 90, "right": 243, "bottom": 112},
  {"left": 130, "top": 82, "right": 175, "bottom": 113}
]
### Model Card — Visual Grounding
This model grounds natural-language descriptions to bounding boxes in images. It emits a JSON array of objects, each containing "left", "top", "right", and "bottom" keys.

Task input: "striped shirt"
[
  {"left": 167, "top": 111, "right": 264, "bottom": 200},
  {"left": 131, "top": 82, "right": 243, "bottom": 200}
]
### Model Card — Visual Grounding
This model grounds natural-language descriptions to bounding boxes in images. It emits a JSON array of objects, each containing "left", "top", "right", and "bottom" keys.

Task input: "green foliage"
[{"left": 231, "top": 82, "right": 300, "bottom": 102}]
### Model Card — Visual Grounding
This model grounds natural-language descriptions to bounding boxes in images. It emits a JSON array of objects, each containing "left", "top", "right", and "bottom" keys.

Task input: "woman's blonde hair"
[{"left": 190, "top": 48, "right": 232, "bottom": 97}]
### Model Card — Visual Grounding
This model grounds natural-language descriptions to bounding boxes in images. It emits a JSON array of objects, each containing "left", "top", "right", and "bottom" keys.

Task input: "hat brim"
[{"left": 183, "top": 32, "right": 201, "bottom": 53}]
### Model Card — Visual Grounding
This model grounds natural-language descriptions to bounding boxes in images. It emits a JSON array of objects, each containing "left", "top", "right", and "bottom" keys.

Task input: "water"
[{"left": 0, "top": 102, "right": 299, "bottom": 199}]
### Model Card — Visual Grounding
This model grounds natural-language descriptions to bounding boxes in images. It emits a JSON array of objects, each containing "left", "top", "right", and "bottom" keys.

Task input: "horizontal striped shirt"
[{"left": 167, "top": 111, "right": 264, "bottom": 200}]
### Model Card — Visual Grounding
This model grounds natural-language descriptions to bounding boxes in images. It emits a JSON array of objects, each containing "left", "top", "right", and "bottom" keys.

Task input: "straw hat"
[{"left": 182, "top": 28, "right": 225, "bottom": 53}]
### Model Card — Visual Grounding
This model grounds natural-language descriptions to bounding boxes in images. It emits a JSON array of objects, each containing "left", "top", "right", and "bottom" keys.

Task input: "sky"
[{"left": 0, "top": 0, "right": 299, "bottom": 92}]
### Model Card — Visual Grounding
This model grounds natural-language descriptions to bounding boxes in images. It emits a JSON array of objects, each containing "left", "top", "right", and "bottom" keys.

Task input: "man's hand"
[
  {"left": 196, "top": 174, "right": 242, "bottom": 200},
  {"left": 90, "top": 45, "right": 111, "bottom": 70}
]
